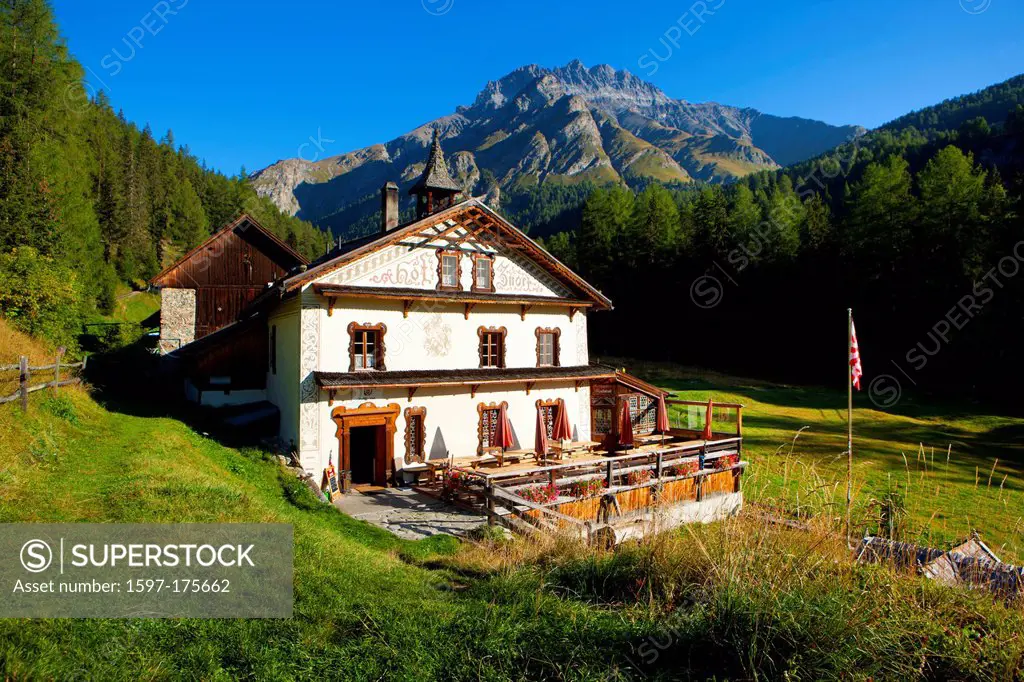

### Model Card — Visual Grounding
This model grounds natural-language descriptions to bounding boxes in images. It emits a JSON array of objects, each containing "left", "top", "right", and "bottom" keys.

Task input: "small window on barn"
[
  {"left": 535, "top": 328, "right": 560, "bottom": 367},
  {"left": 270, "top": 325, "right": 277, "bottom": 375},
  {"left": 348, "top": 322, "right": 387, "bottom": 371},
  {"left": 472, "top": 254, "right": 494, "bottom": 293},
  {"left": 405, "top": 407, "right": 427, "bottom": 464},
  {"left": 437, "top": 250, "right": 462, "bottom": 291},
  {"left": 478, "top": 327, "right": 506, "bottom": 369}
]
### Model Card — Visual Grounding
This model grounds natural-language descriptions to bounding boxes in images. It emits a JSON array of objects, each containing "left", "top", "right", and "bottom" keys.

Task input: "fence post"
[
  {"left": 485, "top": 480, "right": 495, "bottom": 526},
  {"left": 606, "top": 459, "right": 614, "bottom": 489},
  {"left": 19, "top": 356, "right": 28, "bottom": 412},
  {"left": 656, "top": 452, "right": 663, "bottom": 480},
  {"left": 53, "top": 347, "right": 65, "bottom": 395}
]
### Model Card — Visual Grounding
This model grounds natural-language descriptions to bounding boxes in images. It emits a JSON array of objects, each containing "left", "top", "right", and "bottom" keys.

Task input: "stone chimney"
[{"left": 381, "top": 182, "right": 399, "bottom": 233}]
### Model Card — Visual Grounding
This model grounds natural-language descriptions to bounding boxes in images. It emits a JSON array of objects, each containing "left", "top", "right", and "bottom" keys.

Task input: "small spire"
[{"left": 410, "top": 127, "right": 462, "bottom": 195}]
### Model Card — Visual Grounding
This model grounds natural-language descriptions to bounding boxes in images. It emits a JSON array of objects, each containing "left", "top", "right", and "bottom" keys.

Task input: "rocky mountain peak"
[{"left": 251, "top": 60, "right": 865, "bottom": 237}]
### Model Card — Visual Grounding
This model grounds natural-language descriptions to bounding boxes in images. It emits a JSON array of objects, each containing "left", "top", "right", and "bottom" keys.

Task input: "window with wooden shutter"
[
  {"left": 437, "top": 250, "right": 462, "bottom": 291},
  {"left": 535, "top": 327, "right": 560, "bottom": 367},
  {"left": 477, "top": 401, "right": 507, "bottom": 453},
  {"left": 404, "top": 407, "right": 427, "bottom": 463},
  {"left": 348, "top": 322, "right": 387, "bottom": 371},
  {"left": 471, "top": 253, "right": 494, "bottom": 293},
  {"left": 478, "top": 326, "right": 506, "bottom": 368},
  {"left": 536, "top": 399, "right": 558, "bottom": 438}
]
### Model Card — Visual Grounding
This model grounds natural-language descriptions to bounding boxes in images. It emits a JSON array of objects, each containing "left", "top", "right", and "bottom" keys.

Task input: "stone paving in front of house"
[{"left": 333, "top": 487, "right": 487, "bottom": 540}]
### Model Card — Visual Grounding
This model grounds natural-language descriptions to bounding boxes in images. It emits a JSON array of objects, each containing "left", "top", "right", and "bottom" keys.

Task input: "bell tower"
[{"left": 409, "top": 128, "right": 463, "bottom": 219}]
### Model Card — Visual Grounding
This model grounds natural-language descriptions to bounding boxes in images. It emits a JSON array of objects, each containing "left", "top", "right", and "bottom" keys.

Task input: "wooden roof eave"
[
  {"left": 311, "top": 284, "right": 596, "bottom": 310},
  {"left": 317, "top": 372, "right": 617, "bottom": 392},
  {"left": 615, "top": 370, "right": 671, "bottom": 398}
]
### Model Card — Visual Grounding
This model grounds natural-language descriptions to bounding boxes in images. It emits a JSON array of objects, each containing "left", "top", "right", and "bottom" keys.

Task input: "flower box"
[
  {"left": 627, "top": 469, "right": 654, "bottom": 486},
  {"left": 520, "top": 482, "right": 559, "bottom": 504},
  {"left": 664, "top": 460, "right": 699, "bottom": 477},
  {"left": 712, "top": 454, "right": 740, "bottom": 470},
  {"left": 567, "top": 478, "right": 605, "bottom": 498}
]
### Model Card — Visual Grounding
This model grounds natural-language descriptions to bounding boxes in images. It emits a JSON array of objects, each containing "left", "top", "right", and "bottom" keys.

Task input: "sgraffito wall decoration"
[{"left": 298, "top": 304, "right": 321, "bottom": 464}]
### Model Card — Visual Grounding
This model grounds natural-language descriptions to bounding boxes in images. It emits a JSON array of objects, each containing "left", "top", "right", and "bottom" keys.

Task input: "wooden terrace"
[{"left": 417, "top": 400, "right": 747, "bottom": 542}]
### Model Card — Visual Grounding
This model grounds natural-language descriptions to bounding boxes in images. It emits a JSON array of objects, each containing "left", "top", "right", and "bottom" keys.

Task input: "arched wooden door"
[{"left": 331, "top": 403, "right": 401, "bottom": 489}]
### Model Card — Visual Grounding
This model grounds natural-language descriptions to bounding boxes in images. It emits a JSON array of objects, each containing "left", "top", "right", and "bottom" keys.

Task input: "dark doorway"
[{"left": 349, "top": 425, "right": 385, "bottom": 486}]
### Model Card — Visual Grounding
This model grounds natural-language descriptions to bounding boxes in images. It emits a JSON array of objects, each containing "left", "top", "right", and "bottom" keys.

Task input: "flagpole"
[{"left": 846, "top": 307, "right": 853, "bottom": 547}]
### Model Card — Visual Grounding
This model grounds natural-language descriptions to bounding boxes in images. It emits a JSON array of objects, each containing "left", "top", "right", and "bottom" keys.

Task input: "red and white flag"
[{"left": 849, "top": 319, "right": 863, "bottom": 391}]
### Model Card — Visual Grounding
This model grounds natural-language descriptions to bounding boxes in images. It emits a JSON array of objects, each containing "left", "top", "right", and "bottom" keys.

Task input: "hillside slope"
[
  {"left": 251, "top": 61, "right": 864, "bottom": 238},
  {"left": 3, "top": 359, "right": 1024, "bottom": 678}
]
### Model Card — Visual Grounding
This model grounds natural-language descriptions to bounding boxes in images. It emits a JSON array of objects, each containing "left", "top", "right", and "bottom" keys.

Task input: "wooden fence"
[
  {"left": 0, "top": 351, "right": 86, "bottom": 411},
  {"left": 455, "top": 437, "right": 745, "bottom": 541}
]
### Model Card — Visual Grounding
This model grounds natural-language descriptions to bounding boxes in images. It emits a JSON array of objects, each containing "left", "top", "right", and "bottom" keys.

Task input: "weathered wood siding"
[{"left": 153, "top": 219, "right": 304, "bottom": 340}]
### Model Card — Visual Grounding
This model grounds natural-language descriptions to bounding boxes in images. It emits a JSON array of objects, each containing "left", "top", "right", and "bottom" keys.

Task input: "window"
[
  {"left": 478, "top": 326, "right": 506, "bottom": 368},
  {"left": 536, "top": 399, "right": 558, "bottom": 439},
  {"left": 477, "top": 401, "right": 507, "bottom": 453},
  {"left": 404, "top": 407, "right": 427, "bottom": 463},
  {"left": 535, "top": 328, "right": 560, "bottom": 367},
  {"left": 436, "top": 250, "right": 462, "bottom": 291},
  {"left": 348, "top": 322, "right": 387, "bottom": 371},
  {"left": 471, "top": 254, "right": 494, "bottom": 293},
  {"left": 625, "top": 393, "right": 657, "bottom": 435},
  {"left": 270, "top": 325, "right": 277, "bottom": 375}
]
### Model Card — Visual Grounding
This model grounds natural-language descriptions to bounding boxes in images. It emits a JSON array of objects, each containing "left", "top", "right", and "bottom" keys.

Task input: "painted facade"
[{"left": 273, "top": 203, "right": 606, "bottom": 481}]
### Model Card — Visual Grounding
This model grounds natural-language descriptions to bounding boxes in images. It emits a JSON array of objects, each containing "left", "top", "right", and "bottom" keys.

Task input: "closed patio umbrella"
[
  {"left": 703, "top": 397, "right": 714, "bottom": 441},
  {"left": 618, "top": 400, "right": 634, "bottom": 450},
  {"left": 535, "top": 407, "right": 549, "bottom": 458},
  {"left": 552, "top": 398, "right": 572, "bottom": 442},
  {"left": 655, "top": 391, "right": 671, "bottom": 428},
  {"left": 494, "top": 403, "right": 515, "bottom": 451},
  {"left": 656, "top": 394, "right": 671, "bottom": 446}
]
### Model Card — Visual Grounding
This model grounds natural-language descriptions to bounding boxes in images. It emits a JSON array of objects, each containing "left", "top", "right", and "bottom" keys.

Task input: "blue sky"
[{"left": 52, "top": 0, "right": 1023, "bottom": 175}]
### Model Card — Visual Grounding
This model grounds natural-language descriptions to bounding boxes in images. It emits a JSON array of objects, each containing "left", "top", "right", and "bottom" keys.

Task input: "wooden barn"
[
  {"left": 149, "top": 214, "right": 307, "bottom": 353},
  {"left": 149, "top": 214, "right": 307, "bottom": 407}
]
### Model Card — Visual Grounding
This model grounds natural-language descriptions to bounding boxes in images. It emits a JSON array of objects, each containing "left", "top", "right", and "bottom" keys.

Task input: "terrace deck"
[{"left": 422, "top": 433, "right": 746, "bottom": 543}]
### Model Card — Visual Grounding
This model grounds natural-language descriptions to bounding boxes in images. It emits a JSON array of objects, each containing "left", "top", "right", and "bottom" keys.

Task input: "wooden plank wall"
[{"left": 155, "top": 224, "right": 302, "bottom": 340}]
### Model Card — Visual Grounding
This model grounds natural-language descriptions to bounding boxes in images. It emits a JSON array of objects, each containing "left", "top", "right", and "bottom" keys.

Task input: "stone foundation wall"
[{"left": 159, "top": 288, "right": 196, "bottom": 354}]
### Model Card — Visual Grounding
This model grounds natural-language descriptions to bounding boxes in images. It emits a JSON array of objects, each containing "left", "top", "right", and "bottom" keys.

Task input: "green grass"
[
  {"left": 2, "top": 367, "right": 1024, "bottom": 680},
  {"left": 0, "top": 389, "right": 663, "bottom": 680},
  {"left": 609, "top": 357, "right": 1024, "bottom": 562}
]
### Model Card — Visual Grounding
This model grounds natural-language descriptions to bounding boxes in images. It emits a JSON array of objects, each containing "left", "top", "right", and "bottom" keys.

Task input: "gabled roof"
[
  {"left": 410, "top": 128, "right": 462, "bottom": 194},
  {"left": 149, "top": 213, "right": 307, "bottom": 287},
  {"left": 281, "top": 198, "right": 612, "bottom": 310}
]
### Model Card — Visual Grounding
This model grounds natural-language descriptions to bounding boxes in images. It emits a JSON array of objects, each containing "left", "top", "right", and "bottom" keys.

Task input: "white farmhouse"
[{"left": 171, "top": 131, "right": 669, "bottom": 490}]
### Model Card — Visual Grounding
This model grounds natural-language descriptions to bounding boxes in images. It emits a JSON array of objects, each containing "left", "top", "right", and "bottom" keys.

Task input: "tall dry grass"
[{"left": 454, "top": 511, "right": 1024, "bottom": 679}]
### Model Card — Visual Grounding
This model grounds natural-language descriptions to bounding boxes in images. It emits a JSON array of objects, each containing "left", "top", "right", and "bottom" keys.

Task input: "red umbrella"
[
  {"left": 656, "top": 395, "right": 670, "bottom": 433},
  {"left": 552, "top": 398, "right": 572, "bottom": 442},
  {"left": 494, "top": 403, "right": 515, "bottom": 450},
  {"left": 703, "top": 397, "right": 714, "bottom": 441},
  {"left": 618, "top": 401, "right": 634, "bottom": 449},
  {"left": 534, "top": 407, "right": 549, "bottom": 457}
]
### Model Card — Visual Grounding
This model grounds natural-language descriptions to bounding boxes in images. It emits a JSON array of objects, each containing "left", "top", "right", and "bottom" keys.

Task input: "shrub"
[
  {"left": 41, "top": 395, "right": 78, "bottom": 425},
  {"left": 0, "top": 247, "right": 84, "bottom": 351}
]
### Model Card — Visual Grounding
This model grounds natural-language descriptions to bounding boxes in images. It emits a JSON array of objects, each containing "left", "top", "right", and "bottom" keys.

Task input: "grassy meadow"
[
  {"left": 1, "top": 324, "right": 1023, "bottom": 679},
  {"left": 610, "top": 357, "right": 1024, "bottom": 563}
]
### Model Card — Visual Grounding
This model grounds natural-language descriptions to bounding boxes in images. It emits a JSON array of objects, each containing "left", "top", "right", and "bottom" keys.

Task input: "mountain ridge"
[{"left": 251, "top": 61, "right": 865, "bottom": 236}]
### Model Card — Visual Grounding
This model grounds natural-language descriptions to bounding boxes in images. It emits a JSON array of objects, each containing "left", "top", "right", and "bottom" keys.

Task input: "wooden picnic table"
[
  {"left": 634, "top": 433, "right": 672, "bottom": 445},
  {"left": 471, "top": 448, "right": 530, "bottom": 469}
]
